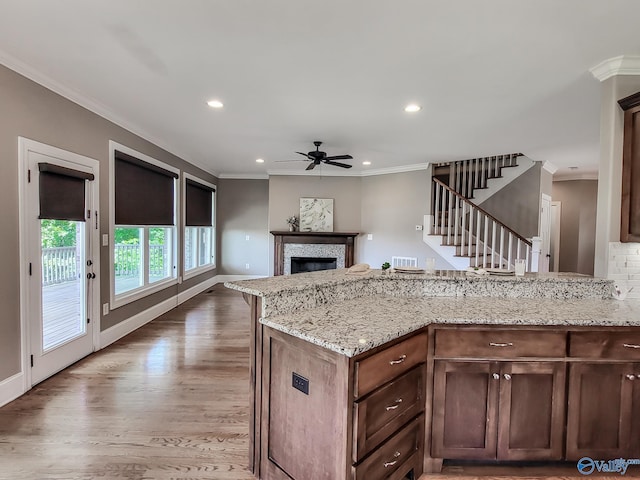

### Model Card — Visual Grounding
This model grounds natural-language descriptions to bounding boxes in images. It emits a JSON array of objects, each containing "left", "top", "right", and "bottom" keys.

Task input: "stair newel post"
[
  {"left": 526, "top": 245, "right": 531, "bottom": 272},
  {"left": 461, "top": 201, "right": 466, "bottom": 256},
  {"left": 447, "top": 190, "right": 453, "bottom": 245},
  {"left": 475, "top": 209, "right": 481, "bottom": 268},
  {"left": 516, "top": 239, "right": 522, "bottom": 263}
]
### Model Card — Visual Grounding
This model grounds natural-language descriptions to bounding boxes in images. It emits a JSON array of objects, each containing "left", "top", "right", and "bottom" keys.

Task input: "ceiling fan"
[{"left": 283, "top": 141, "right": 353, "bottom": 170}]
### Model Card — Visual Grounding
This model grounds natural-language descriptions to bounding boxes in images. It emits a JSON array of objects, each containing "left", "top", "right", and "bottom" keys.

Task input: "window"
[
  {"left": 110, "top": 142, "right": 179, "bottom": 307},
  {"left": 183, "top": 174, "right": 216, "bottom": 278}
]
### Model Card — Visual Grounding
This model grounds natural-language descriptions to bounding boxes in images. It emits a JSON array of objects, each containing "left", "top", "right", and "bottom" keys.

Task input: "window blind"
[
  {"left": 114, "top": 150, "right": 178, "bottom": 226},
  {"left": 38, "top": 163, "right": 94, "bottom": 221},
  {"left": 185, "top": 179, "right": 215, "bottom": 227}
]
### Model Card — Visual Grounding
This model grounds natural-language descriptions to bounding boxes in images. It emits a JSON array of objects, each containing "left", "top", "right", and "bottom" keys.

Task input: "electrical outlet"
[
  {"left": 102, "top": 303, "right": 109, "bottom": 316},
  {"left": 245, "top": 263, "right": 250, "bottom": 269},
  {"left": 415, "top": 225, "right": 423, "bottom": 231},
  {"left": 102, "top": 234, "right": 109, "bottom": 246},
  {"left": 292, "top": 372, "right": 309, "bottom": 395},
  {"left": 367, "top": 234, "right": 373, "bottom": 240},
  {"left": 245, "top": 235, "right": 250, "bottom": 241}
]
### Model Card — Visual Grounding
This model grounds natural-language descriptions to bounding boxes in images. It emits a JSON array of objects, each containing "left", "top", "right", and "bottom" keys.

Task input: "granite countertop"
[
  {"left": 262, "top": 295, "right": 640, "bottom": 357},
  {"left": 224, "top": 269, "right": 631, "bottom": 357}
]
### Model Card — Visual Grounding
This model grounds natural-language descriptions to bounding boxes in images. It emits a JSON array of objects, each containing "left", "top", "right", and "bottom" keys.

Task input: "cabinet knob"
[
  {"left": 492, "top": 373, "right": 500, "bottom": 380},
  {"left": 503, "top": 374, "right": 512, "bottom": 381},
  {"left": 626, "top": 374, "right": 636, "bottom": 381},
  {"left": 389, "top": 355, "right": 407, "bottom": 366},
  {"left": 383, "top": 451, "right": 401, "bottom": 468}
]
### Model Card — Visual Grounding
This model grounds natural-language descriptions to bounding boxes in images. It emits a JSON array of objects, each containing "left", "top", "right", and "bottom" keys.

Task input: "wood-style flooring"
[{"left": 1, "top": 284, "right": 638, "bottom": 479}]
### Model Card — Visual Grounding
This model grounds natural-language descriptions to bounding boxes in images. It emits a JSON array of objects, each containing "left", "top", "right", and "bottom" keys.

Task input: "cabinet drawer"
[
  {"left": 354, "top": 333, "right": 427, "bottom": 398},
  {"left": 352, "top": 414, "right": 424, "bottom": 480},
  {"left": 435, "top": 329, "right": 566, "bottom": 358},
  {"left": 569, "top": 331, "right": 640, "bottom": 359},
  {"left": 353, "top": 366, "right": 424, "bottom": 462}
]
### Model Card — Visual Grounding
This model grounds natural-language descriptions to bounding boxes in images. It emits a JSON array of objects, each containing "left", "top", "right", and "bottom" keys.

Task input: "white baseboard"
[
  {"left": 100, "top": 296, "right": 177, "bottom": 349},
  {"left": 177, "top": 276, "right": 218, "bottom": 305},
  {"left": 0, "top": 372, "right": 25, "bottom": 408}
]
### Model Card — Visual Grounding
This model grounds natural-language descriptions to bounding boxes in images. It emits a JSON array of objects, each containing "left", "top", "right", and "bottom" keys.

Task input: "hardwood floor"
[
  {"left": 0, "top": 284, "right": 254, "bottom": 480},
  {"left": 2, "top": 284, "right": 639, "bottom": 480}
]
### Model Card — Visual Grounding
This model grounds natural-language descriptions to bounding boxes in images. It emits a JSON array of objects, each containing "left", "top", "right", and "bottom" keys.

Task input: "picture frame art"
[{"left": 299, "top": 198, "right": 334, "bottom": 232}]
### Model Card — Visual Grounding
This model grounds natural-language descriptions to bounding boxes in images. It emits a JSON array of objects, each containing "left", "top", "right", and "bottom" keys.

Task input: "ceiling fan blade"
[
  {"left": 305, "top": 162, "right": 316, "bottom": 171},
  {"left": 324, "top": 161, "right": 353, "bottom": 169},
  {"left": 296, "top": 152, "right": 311, "bottom": 158},
  {"left": 275, "top": 159, "right": 307, "bottom": 163},
  {"left": 324, "top": 154, "right": 353, "bottom": 161}
]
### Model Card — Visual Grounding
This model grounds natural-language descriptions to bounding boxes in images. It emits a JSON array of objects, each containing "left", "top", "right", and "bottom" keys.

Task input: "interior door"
[
  {"left": 539, "top": 194, "right": 552, "bottom": 273},
  {"left": 21, "top": 139, "right": 99, "bottom": 386}
]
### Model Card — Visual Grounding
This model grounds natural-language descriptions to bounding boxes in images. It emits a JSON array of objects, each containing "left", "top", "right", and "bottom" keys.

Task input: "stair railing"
[
  {"left": 450, "top": 153, "right": 522, "bottom": 199},
  {"left": 431, "top": 177, "right": 533, "bottom": 271}
]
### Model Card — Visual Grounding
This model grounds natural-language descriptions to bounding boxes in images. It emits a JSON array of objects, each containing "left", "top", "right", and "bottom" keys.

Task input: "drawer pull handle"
[
  {"left": 383, "top": 451, "right": 401, "bottom": 468},
  {"left": 385, "top": 398, "right": 403, "bottom": 411},
  {"left": 627, "top": 374, "right": 636, "bottom": 381},
  {"left": 389, "top": 355, "right": 407, "bottom": 365},
  {"left": 489, "top": 342, "right": 514, "bottom": 347},
  {"left": 504, "top": 374, "right": 512, "bottom": 381},
  {"left": 623, "top": 343, "right": 640, "bottom": 349},
  {"left": 492, "top": 373, "right": 500, "bottom": 380}
]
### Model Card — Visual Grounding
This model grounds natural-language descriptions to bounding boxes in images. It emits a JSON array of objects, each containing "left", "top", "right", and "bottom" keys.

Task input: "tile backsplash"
[{"left": 608, "top": 242, "right": 640, "bottom": 299}]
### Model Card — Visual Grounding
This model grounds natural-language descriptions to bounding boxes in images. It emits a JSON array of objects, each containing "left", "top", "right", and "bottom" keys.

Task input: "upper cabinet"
[{"left": 619, "top": 91, "right": 640, "bottom": 242}]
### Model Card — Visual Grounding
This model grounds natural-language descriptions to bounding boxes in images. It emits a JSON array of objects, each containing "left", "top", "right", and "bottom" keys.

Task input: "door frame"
[
  {"left": 550, "top": 201, "right": 561, "bottom": 272},
  {"left": 539, "top": 193, "right": 552, "bottom": 273},
  {"left": 18, "top": 137, "right": 101, "bottom": 390}
]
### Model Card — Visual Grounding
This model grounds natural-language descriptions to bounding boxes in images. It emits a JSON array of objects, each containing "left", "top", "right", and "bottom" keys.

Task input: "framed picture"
[{"left": 299, "top": 198, "right": 334, "bottom": 232}]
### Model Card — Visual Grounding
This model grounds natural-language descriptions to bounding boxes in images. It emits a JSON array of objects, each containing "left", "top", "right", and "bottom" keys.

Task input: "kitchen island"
[{"left": 225, "top": 269, "right": 640, "bottom": 480}]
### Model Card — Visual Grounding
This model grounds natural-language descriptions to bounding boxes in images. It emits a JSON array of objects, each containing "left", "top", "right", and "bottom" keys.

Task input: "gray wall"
[
  {"left": 552, "top": 180, "right": 597, "bottom": 275},
  {"left": 217, "top": 179, "right": 270, "bottom": 275},
  {"left": 359, "top": 170, "right": 450, "bottom": 270},
  {"left": 479, "top": 163, "right": 543, "bottom": 238},
  {"left": 0, "top": 64, "right": 217, "bottom": 382}
]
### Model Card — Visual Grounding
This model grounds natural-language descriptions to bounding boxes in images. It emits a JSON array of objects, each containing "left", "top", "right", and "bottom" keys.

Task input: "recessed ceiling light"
[
  {"left": 404, "top": 104, "right": 421, "bottom": 113},
  {"left": 207, "top": 99, "right": 224, "bottom": 108},
  {"left": 362, "top": 161, "right": 371, "bottom": 166},
  {"left": 256, "top": 158, "right": 265, "bottom": 163}
]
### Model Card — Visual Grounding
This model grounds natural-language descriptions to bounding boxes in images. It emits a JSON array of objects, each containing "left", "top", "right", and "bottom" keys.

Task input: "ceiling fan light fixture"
[
  {"left": 404, "top": 104, "right": 421, "bottom": 113},
  {"left": 207, "top": 99, "right": 224, "bottom": 108}
]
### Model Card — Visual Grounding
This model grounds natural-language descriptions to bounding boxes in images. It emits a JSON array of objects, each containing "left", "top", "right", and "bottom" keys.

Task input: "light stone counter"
[{"left": 224, "top": 269, "right": 630, "bottom": 357}]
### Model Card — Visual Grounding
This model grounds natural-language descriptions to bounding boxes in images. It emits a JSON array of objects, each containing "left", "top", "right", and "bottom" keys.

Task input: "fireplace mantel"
[{"left": 270, "top": 231, "right": 359, "bottom": 276}]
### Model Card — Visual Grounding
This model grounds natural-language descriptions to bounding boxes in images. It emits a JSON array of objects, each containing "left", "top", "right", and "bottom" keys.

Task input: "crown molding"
[
  {"left": 0, "top": 50, "right": 219, "bottom": 178},
  {"left": 264, "top": 163, "right": 428, "bottom": 178},
  {"left": 553, "top": 171, "right": 598, "bottom": 182},
  {"left": 590, "top": 55, "right": 640, "bottom": 82},
  {"left": 218, "top": 173, "right": 269, "bottom": 180},
  {"left": 542, "top": 161, "right": 559, "bottom": 175}
]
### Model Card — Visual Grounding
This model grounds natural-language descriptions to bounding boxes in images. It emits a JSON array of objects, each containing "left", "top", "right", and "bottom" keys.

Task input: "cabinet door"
[
  {"left": 497, "top": 362, "right": 565, "bottom": 460},
  {"left": 431, "top": 361, "right": 499, "bottom": 460},
  {"left": 566, "top": 363, "right": 636, "bottom": 460}
]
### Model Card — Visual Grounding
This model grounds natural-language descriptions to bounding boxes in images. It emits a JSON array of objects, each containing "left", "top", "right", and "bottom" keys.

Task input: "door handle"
[{"left": 86, "top": 273, "right": 96, "bottom": 279}]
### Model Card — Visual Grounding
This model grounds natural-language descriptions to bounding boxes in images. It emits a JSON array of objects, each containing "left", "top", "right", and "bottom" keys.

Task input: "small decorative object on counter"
[
  {"left": 381, "top": 261, "right": 391, "bottom": 274},
  {"left": 286, "top": 215, "right": 298, "bottom": 232}
]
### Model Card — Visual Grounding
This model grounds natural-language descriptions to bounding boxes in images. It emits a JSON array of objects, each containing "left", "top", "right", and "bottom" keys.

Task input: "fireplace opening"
[{"left": 291, "top": 257, "right": 337, "bottom": 274}]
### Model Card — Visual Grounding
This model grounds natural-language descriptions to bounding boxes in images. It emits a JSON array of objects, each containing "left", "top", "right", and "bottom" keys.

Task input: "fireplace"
[
  {"left": 291, "top": 257, "right": 338, "bottom": 274},
  {"left": 271, "top": 231, "right": 359, "bottom": 276}
]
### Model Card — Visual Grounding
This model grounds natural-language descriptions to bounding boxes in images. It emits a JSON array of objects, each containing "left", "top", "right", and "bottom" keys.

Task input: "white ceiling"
[{"left": 1, "top": 0, "right": 639, "bottom": 178}]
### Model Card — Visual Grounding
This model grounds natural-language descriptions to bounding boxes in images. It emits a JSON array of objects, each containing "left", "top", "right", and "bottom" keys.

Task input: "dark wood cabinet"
[
  {"left": 619, "top": 91, "right": 640, "bottom": 242},
  {"left": 432, "top": 360, "right": 565, "bottom": 461},
  {"left": 566, "top": 362, "right": 640, "bottom": 460}
]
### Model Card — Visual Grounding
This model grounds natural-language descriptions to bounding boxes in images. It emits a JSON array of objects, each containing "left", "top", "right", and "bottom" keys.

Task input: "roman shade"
[
  {"left": 185, "top": 179, "right": 215, "bottom": 227},
  {"left": 38, "top": 163, "right": 95, "bottom": 221},
  {"left": 114, "top": 150, "right": 178, "bottom": 226}
]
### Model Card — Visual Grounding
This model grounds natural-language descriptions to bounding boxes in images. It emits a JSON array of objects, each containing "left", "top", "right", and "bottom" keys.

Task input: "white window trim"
[
  {"left": 182, "top": 172, "right": 216, "bottom": 281},
  {"left": 109, "top": 141, "right": 180, "bottom": 309}
]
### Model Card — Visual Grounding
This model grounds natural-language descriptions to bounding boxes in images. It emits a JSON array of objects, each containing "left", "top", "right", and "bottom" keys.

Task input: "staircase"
[{"left": 425, "top": 154, "right": 537, "bottom": 271}]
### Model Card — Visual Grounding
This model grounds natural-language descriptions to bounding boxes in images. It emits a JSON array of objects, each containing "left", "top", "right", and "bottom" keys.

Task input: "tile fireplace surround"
[{"left": 270, "top": 231, "right": 359, "bottom": 276}]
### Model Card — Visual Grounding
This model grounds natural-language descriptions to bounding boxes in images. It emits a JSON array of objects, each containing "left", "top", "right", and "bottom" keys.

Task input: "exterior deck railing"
[{"left": 42, "top": 245, "right": 167, "bottom": 285}]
